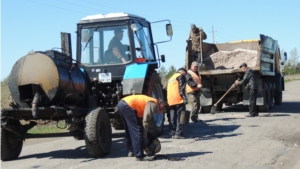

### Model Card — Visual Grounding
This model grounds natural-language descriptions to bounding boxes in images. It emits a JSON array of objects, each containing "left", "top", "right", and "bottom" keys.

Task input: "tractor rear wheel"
[
  {"left": 142, "top": 71, "right": 165, "bottom": 136},
  {"left": 1, "top": 120, "right": 23, "bottom": 161},
  {"left": 84, "top": 108, "right": 112, "bottom": 157}
]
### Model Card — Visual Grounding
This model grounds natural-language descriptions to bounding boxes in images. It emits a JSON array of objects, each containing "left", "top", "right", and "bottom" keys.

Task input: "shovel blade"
[{"left": 210, "top": 106, "right": 216, "bottom": 114}]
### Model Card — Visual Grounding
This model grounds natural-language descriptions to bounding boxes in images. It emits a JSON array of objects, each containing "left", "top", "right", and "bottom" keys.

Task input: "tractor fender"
[{"left": 123, "top": 63, "right": 149, "bottom": 95}]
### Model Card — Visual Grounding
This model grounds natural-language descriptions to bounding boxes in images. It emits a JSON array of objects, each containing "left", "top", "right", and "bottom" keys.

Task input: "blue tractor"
[{"left": 1, "top": 13, "right": 172, "bottom": 161}]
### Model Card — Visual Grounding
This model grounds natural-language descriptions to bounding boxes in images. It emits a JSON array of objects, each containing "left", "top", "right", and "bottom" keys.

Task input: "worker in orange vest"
[
  {"left": 167, "top": 68, "right": 188, "bottom": 139},
  {"left": 116, "top": 94, "right": 168, "bottom": 161},
  {"left": 186, "top": 61, "right": 203, "bottom": 123}
]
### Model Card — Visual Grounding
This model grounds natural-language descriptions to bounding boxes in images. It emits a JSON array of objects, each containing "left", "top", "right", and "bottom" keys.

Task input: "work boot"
[
  {"left": 136, "top": 156, "right": 155, "bottom": 161},
  {"left": 128, "top": 151, "right": 134, "bottom": 157},
  {"left": 244, "top": 114, "right": 256, "bottom": 117},
  {"left": 191, "top": 118, "right": 203, "bottom": 123},
  {"left": 173, "top": 135, "right": 185, "bottom": 139}
]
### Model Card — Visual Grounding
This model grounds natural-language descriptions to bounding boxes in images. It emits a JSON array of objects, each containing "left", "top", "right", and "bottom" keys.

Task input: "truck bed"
[{"left": 186, "top": 34, "right": 279, "bottom": 76}]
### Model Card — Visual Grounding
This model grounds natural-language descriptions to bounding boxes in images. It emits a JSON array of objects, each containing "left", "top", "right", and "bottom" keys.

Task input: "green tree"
[
  {"left": 165, "top": 65, "right": 177, "bottom": 80},
  {"left": 157, "top": 65, "right": 167, "bottom": 79},
  {"left": 284, "top": 48, "right": 299, "bottom": 75},
  {"left": 1, "top": 76, "right": 9, "bottom": 85},
  {"left": 289, "top": 48, "right": 299, "bottom": 66}
]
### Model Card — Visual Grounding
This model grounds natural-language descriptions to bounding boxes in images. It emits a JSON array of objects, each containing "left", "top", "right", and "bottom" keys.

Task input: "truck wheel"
[
  {"left": 85, "top": 108, "right": 112, "bottom": 157},
  {"left": 274, "top": 90, "right": 282, "bottom": 105},
  {"left": 143, "top": 71, "right": 164, "bottom": 136},
  {"left": 1, "top": 120, "right": 23, "bottom": 161},
  {"left": 267, "top": 82, "right": 274, "bottom": 109},
  {"left": 216, "top": 103, "right": 223, "bottom": 111},
  {"left": 274, "top": 75, "right": 283, "bottom": 105},
  {"left": 202, "top": 106, "right": 212, "bottom": 113},
  {"left": 199, "top": 106, "right": 205, "bottom": 114},
  {"left": 258, "top": 82, "right": 270, "bottom": 112}
]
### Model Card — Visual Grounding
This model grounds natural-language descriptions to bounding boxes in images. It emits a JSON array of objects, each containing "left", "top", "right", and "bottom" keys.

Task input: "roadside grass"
[
  {"left": 27, "top": 121, "right": 68, "bottom": 134},
  {"left": 284, "top": 74, "right": 300, "bottom": 83}
]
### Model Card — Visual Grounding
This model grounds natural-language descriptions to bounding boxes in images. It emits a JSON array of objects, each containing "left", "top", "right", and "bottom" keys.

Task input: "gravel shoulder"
[{"left": 1, "top": 80, "right": 300, "bottom": 169}]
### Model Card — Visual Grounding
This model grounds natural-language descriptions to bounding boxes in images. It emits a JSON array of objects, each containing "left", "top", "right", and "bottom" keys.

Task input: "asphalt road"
[{"left": 1, "top": 80, "right": 300, "bottom": 169}]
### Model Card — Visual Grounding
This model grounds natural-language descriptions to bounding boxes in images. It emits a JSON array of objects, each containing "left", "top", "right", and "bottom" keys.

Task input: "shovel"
[{"left": 210, "top": 80, "right": 238, "bottom": 114}]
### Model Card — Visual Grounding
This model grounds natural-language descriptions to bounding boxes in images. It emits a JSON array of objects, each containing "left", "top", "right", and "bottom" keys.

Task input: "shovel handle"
[{"left": 214, "top": 79, "right": 240, "bottom": 106}]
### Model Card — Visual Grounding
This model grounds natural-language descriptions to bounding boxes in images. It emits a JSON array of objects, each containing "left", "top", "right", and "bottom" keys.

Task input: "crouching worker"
[{"left": 116, "top": 94, "right": 168, "bottom": 161}]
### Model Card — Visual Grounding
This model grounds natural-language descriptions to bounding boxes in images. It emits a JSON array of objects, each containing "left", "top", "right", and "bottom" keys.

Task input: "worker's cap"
[
  {"left": 114, "top": 28, "right": 124, "bottom": 33},
  {"left": 177, "top": 67, "right": 187, "bottom": 74},
  {"left": 190, "top": 24, "right": 196, "bottom": 29},
  {"left": 198, "top": 26, "right": 203, "bottom": 30},
  {"left": 191, "top": 61, "right": 199, "bottom": 67},
  {"left": 158, "top": 98, "right": 169, "bottom": 110},
  {"left": 239, "top": 63, "right": 247, "bottom": 68}
]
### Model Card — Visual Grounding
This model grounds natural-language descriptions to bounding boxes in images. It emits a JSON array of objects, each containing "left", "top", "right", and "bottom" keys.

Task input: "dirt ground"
[{"left": 1, "top": 80, "right": 300, "bottom": 169}]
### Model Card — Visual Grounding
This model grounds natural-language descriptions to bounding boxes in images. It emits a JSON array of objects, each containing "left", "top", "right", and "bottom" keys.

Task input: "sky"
[{"left": 1, "top": 0, "right": 300, "bottom": 81}]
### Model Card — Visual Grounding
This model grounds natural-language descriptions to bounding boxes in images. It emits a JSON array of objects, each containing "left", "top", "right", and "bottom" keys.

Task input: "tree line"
[{"left": 283, "top": 47, "right": 300, "bottom": 75}]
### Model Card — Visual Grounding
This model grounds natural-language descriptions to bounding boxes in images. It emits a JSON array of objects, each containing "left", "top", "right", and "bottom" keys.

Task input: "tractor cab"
[{"left": 76, "top": 13, "right": 172, "bottom": 83}]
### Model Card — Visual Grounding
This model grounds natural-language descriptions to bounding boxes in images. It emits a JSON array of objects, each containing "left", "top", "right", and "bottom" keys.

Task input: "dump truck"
[
  {"left": 185, "top": 34, "right": 287, "bottom": 113},
  {"left": 1, "top": 13, "right": 173, "bottom": 161}
]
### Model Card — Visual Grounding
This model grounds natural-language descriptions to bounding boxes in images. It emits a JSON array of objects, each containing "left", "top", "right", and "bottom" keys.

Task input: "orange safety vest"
[
  {"left": 186, "top": 70, "right": 201, "bottom": 93},
  {"left": 122, "top": 95, "right": 158, "bottom": 118},
  {"left": 167, "top": 73, "right": 183, "bottom": 106}
]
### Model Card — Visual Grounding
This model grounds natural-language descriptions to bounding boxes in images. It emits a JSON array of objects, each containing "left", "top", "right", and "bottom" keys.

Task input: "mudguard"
[
  {"left": 199, "top": 88, "right": 212, "bottom": 106},
  {"left": 122, "top": 63, "right": 148, "bottom": 95}
]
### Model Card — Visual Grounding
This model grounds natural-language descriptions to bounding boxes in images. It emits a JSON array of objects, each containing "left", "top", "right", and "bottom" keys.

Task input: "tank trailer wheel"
[
  {"left": 1, "top": 120, "right": 23, "bottom": 161},
  {"left": 142, "top": 71, "right": 165, "bottom": 136},
  {"left": 84, "top": 108, "right": 112, "bottom": 157}
]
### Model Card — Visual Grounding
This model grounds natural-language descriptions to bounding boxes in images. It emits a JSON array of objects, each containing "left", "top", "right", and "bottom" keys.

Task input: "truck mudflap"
[
  {"left": 122, "top": 63, "right": 148, "bottom": 95},
  {"left": 200, "top": 88, "right": 212, "bottom": 106}
]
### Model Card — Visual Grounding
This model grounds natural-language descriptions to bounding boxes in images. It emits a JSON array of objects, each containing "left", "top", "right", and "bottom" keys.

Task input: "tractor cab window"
[
  {"left": 131, "top": 23, "right": 155, "bottom": 61},
  {"left": 80, "top": 25, "right": 131, "bottom": 66}
]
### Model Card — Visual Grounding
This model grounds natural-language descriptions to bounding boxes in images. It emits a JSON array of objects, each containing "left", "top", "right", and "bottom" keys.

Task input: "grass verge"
[{"left": 27, "top": 121, "right": 68, "bottom": 134}]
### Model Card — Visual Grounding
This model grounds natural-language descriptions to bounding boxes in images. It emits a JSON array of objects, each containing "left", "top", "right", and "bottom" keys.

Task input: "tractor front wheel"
[
  {"left": 84, "top": 108, "right": 112, "bottom": 157},
  {"left": 143, "top": 71, "right": 165, "bottom": 136}
]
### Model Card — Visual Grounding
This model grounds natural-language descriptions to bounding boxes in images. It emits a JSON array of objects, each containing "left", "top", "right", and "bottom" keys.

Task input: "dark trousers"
[
  {"left": 169, "top": 104, "right": 185, "bottom": 136},
  {"left": 188, "top": 91, "right": 200, "bottom": 120},
  {"left": 249, "top": 89, "right": 258, "bottom": 115},
  {"left": 193, "top": 52, "right": 199, "bottom": 62},
  {"left": 117, "top": 100, "right": 144, "bottom": 157}
]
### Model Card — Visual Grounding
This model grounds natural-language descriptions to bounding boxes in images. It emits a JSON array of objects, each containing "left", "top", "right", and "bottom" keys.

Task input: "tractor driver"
[{"left": 107, "top": 28, "right": 127, "bottom": 63}]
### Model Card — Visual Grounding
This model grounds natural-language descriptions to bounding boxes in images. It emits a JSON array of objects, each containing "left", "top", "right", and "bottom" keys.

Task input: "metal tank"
[{"left": 8, "top": 50, "right": 87, "bottom": 108}]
